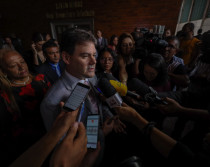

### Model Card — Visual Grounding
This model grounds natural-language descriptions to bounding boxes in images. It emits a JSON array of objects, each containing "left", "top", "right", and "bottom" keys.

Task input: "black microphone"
[
  {"left": 102, "top": 73, "right": 140, "bottom": 99},
  {"left": 97, "top": 78, "right": 123, "bottom": 108},
  {"left": 127, "top": 78, "right": 167, "bottom": 105}
]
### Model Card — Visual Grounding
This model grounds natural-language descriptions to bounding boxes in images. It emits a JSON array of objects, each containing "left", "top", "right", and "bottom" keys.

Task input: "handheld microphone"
[
  {"left": 97, "top": 78, "right": 122, "bottom": 108},
  {"left": 109, "top": 80, "right": 140, "bottom": 98},
  {"left": 127, "top": 78, "right": 167, "bottom": 105},
  {"left": 102, "top": 73, "right": 140, "bottom": 99}
]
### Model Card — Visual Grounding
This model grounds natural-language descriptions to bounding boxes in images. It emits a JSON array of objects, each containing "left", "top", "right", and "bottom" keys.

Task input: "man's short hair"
[
  {"left": 165, "top": 36, "right": 180, "bottom": 48},
  {"left": 183, "top": 22, "right": 194, "bottom": 31},
  {"left": 42, "top": 40, "right": 58, "bottom": 56},
  {"left": 60, "top": 28, "right": 96, "bottom": 55}
]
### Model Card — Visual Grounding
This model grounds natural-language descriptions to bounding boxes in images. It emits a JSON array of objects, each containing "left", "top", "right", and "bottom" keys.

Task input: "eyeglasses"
[
  {"left": 100, "top": 57, "right": 114, "bottom": 62},
  {"left": 121, "top": 43, "right": 133, "bottom": 48}
]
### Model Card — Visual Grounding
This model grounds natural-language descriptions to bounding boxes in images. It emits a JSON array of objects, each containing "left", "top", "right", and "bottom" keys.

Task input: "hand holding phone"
[{"left": 86, "top": 115, "right": 99, "bottom": 149}]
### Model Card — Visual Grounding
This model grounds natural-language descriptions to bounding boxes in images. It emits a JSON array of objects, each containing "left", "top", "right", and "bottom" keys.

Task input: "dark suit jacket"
[
  {"left": 40, "top": 71, "right": 112, "bottom": 131},
  {"left": 96, "top": 37, "right": 108, "bottom": 52},
  {"left": 35, "top": 60, "right": 65, "bottom": 85}
]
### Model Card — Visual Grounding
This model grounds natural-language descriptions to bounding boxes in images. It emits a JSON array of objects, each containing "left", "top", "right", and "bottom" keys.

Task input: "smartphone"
[
  {"left": 86, "top": 115, "right": 99, "bottom": 149},
  {"left": 63, "top": 82, "right": 90, "bottom": 112}
]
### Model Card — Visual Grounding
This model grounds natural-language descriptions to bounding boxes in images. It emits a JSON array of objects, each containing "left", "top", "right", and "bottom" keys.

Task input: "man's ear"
[{"left": 62, "top": 51, "right": 71, "bottom": 64}]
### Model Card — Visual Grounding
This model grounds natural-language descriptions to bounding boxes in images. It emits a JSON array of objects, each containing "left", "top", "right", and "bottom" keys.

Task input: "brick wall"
[{"left": 0, "top": 0, "right": 182, "bottom": 49}]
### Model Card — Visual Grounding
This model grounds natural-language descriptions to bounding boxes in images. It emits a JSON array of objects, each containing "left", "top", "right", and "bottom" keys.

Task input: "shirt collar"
[{"left": 48, "top": 62, "right": 59, "bottom": 67}]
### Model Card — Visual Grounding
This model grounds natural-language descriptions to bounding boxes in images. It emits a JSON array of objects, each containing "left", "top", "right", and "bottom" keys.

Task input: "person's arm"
[
  {"left": 9, "top": 102, "right": 80, "bottom": 167},
  {"left": 157, "top": 97, "right": 210, "bottom": 122},
  {"left": 50, "top": 122, "right": 87, "bottom": 167},
  {"left": 31, "top": 43, "right": 39, "bottom": 66},
  {"left": 133, "top": 58, "right": 141, "bottom": 77},
  {"left": 168, "top": 73, "right": 190, "bottom": 87},
  {"left": 118, "top": 56, "right": 128, "bottom": 85},
  {"left": 114, "top": 103, "right": 177, "bottom": 158}
]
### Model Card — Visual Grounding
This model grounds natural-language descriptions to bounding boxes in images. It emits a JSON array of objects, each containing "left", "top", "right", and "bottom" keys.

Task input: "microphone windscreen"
[
  {"left": 127, "top": 78, "right": 151, "bottom": 96},
  {"left": 103, "top": 73, "right": 118, "bottom": 81},
  {"left": 109, "top": 80, "right": 127, "bottom": 96},
  {"left": 98, "top": 78, "right": 117, "bottom": 98}
]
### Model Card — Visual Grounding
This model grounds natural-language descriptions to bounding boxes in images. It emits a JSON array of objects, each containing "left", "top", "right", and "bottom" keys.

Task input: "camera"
[{"left": 143, "top": 33, "right": 168, "bottom": 54}]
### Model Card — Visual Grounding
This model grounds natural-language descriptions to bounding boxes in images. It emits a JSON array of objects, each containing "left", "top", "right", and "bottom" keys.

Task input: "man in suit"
[
  {"left": 40, "top": 29, "right": 115, "bottom": 166},
  {"left": 96, "top": 30, "right": 108, "bottom": 53},
  {"left": 40, "top": 28, "right": 113, "bottom": 130},
  {"left": 35, "top": 40, "right": 65, "bottom": 85}
]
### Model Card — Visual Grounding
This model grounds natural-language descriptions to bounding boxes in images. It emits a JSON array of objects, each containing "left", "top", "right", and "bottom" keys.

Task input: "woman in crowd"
[
  {"left": 96, "top": 47, "right": 118, "bottom": 80},
  {"left": 117, "top": 33, "right": 135, "bottom": 85},
  {"left": 0, "top": 49, "right": 51, "bottom": 166},
  {"left": 23, "top": 32, "right": 46, "bottom": 73},
  {"left": 108, "top": 34, "right": 118, "bottom": 53},
  {"left": 138, "top": 53, "right": 171, "bottom": 92}
]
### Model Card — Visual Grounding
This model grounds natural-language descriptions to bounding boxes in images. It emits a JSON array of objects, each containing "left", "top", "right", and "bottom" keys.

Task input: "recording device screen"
[
  {"left": 63, "top": 82, "right": 90, "bottom": 111},
  {"left": 86, "top": 115, "right": 99, "bottom": 149}
]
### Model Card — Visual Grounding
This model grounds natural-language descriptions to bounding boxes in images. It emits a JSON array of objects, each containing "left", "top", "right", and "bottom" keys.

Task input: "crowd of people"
[{"left": 0, "top": 22, "right": 210, "bottom": 167}]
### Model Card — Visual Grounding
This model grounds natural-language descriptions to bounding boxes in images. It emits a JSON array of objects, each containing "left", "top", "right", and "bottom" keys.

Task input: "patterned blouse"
[{"left": 0, "top": 74, "right": 51, "bottom": 166}]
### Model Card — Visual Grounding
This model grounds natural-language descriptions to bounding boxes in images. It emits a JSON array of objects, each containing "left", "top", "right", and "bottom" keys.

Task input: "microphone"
[
  {"left": 102, "top": 73, "right": 140, "bottom": 99},
  {"left": 97, "top": 78, "right": 123, "bottom": 108},
  {"left": 109, "top": 80, "right": 140, "bottom": 98},
  {"left": 127, "top": 78, "right": 167, "bottom": 105}
]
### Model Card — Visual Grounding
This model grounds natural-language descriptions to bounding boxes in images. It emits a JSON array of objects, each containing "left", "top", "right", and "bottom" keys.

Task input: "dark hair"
[
  {"left": 109, "top": 34, "right": 118, "bottom": 45},
  {"left": 32, "top": 32, "right": 45, "bottom": 43},
  {"left": 197, "top": 28, "right": 202, "bottom": 34},
  {"left": 60, "top": 28, "right": 96, "bottom": 54},
  {"left": 42, "top": 40, "right": 59, "bottom": 56},
  {"left": 182, "top": 22, "right": 194, "bottom": 31},
  {"left": 42, "top": 32, "right": 51, "bottom": 41},
  {"left": 139, "top": 53, "right": 168, "bottom": 86},
  {"left": 96, "top": 47, "right": 118, "bottom": 75},
  {"left": 165, "top": 36, "right": 180, "bottom": 48}
]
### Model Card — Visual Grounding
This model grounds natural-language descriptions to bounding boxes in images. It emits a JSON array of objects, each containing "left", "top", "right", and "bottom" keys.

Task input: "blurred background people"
[
  {"left": 35, "top": 40, "right": 65, "bottom": 85},
  {"left": 195, "top": 28, "right": 203, "bottom": 40},
  {"left": 163, "top": 28, "right": 172, "bottom": 39},
  {"left": 2, "top": 36, "right": 16, "bottom": 50},
  {"left": 96, "top": 30, "right": 108, "bottom": 53},
  {"left": 108, "top": 34, "right": 118, "bottom": 53},
  {"left": 23, "top": 32, "right": 46, "bottom": 73},
  {"left": 179, "top": 23, "right": 200, "bottom": 73}
]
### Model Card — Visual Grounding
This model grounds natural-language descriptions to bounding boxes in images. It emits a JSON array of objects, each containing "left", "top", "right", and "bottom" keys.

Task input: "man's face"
[
  {"left": 46, "top": 46, "right": 60, "bottom": 64},
  {"left": 163, "top": 40, "right": 177, "bottom": 62},
  {"left": 64, "top": 42, "right": 97, "bottom": 79},
  {"left": 96, "top": 31, "right": 102, "bottom": 38}
]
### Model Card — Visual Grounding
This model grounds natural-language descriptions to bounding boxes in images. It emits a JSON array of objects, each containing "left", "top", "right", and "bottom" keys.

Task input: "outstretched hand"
[
  {"left": 114, "top": 102, "right": 138, "bottom": 122},
  {"left": 50, "top": 122, "right": 87, "bottom": 167},
  {"left": 156, "top": 97, "right": 183, "bottom": 116}
]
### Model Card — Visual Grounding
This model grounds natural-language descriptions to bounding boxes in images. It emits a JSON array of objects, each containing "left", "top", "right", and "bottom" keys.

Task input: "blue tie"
[{"left": 53, "top": 64, "right": 61, "bottom": 77}]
